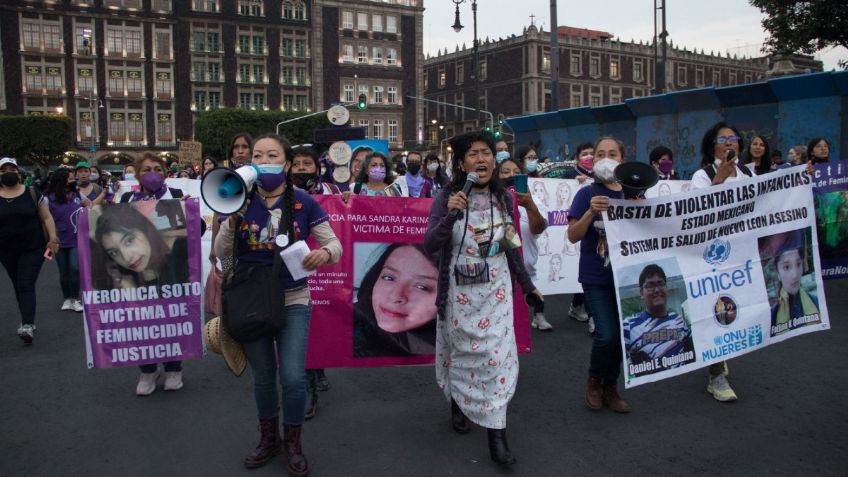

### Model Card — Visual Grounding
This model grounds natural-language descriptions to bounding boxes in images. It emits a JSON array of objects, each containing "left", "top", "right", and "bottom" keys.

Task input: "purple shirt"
[
  {"left": 235, "top": 189, "right": 329, "bottom": 289},
  {"left": 47, "top": 193, "right": 84, "bottom": 248},
  {"left": 567, "top": 183, "right": 623, "bottom": 286}
]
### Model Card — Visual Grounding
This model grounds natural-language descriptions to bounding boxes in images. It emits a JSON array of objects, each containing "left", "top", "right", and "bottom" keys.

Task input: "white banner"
[
  {"left": 604, "top": 167, "right": 829, "bottom": 388},
  {"left": 527, "top": 177, "right": 690, "bottom": 297}
]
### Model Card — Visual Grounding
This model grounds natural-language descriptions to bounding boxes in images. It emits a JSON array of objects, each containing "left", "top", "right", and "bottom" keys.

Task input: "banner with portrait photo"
[
  {"left": 811, "top": 160, "right": 848, "bottom": 279},
  {"left": 304, "top": 196, "right": 532, "bottom": 369},
  {"left": 603, "top": 166, "right": 830, "bottom": 388},
  {"left": 527, "top": 177, "right": 690, "bottom": 297},
  {"left": 78, "top": 199, "right": 204, "bottom": 369}
]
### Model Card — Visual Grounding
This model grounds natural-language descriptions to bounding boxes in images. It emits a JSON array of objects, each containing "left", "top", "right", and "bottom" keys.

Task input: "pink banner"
[{"left": 305, "top": 195, "right": 531, "bottom": 368}]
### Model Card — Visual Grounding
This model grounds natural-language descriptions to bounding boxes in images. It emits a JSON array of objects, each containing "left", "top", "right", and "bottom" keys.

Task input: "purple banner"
[
  {"left": 78, "top": 199, "right": 204, "bottom": 369},
  {"left": 812, "top": 160, "right": 848, "bottom": 279}
]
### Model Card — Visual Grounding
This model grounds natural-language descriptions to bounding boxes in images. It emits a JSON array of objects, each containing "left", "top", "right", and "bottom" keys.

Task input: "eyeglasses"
[
  {"left": 642, "top": 280, "right": 667, "bottom": 292},
  {"left": 715, "top": 135, "right": 740, "bottom": 145}
]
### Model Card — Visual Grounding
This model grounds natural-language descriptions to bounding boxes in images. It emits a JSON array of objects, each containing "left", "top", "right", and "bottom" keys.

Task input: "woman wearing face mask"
[
  {"left": 424, "top": 153, "right": 449, "bottom": 194},
  {"left": 564, "top": 143, "right": 594, "bottom": 184},
  {"left": 74, "top": 161, "right": 107, "bottom": 205},
  {"left": 690, "top": 122, "right": 753, "bottom": 190},
  {"left": 515, "top": 145, "right": 541, "bottom": 178},
  {"left": 391, "top": 151, "right": 432, "bottom": 198},
  {"left": 45, "top": 168, "right": 86, "bottom": 313},
  {"left": 117, "top": 152, "right": 191, "bottom": 394},
  {"left": 424, "top": 131, "right": 542, "bottom": 466},
  {"left": 214, "top": 134, "right": 341, "bottom": 475},
  {"left": 351, "top": 152, "right": 401, "bottom": 197},
  {"left": 567, "top": 136, "right": 632, "bottom": 414},
  {"left": 649, "top": 146, "right": 678, "bottom": 180},
  {"left": 744, "top": 135, "right": 772, "bottom": 175},
  {"left": 0, "top": 157, "right": 60, "bottom": 345},
  {"left": 691, "top": 121, "right": 753, "bottom": 402}
]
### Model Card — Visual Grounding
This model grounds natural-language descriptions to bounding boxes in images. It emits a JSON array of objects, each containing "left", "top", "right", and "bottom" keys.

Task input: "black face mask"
[
  {"left": 406, "top": 163, "right": 421, "bottom": 175},
  {"left": 502, "top": 176, "right": 516, "bottom": 188},
  {"left": 292, "top": 172, "right": 318, "bottom": 191},
  {"left": 1, "top": 171, "right": 20, "bottom": 187}
]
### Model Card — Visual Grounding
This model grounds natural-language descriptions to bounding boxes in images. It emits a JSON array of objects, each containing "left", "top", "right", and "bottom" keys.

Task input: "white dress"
[{"left": 435, "top": 191, "right": 518, "bottom": 429}]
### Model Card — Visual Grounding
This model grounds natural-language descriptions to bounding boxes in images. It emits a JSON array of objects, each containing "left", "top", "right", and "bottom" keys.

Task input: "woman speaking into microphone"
[{"left": 424, "top": 131, "right": 542, "bottom": 467}]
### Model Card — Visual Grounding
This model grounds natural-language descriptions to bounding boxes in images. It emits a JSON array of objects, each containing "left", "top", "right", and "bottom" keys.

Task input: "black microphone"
[
  {"left": 726, "top": 150, "right": 736, "bottom": 163},
  {"left": 449, "top": 172, "right": 480, "bottom": 218}
]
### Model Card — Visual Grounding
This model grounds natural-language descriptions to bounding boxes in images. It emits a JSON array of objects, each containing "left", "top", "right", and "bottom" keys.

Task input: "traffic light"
[
  {"left": 357, "top": 93, "right": 367, "bottom": 110},
  {"left": 493, "top": 129, "right": 502, "bottom": 140},
  {"left": 497, "top": 113, "right": 505, "bottom": 125}
]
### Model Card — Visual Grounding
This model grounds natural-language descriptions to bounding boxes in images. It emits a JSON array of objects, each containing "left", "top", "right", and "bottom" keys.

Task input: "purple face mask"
[
  {"left": 140, "top": 172, "right": 165, "bottom": 193},
  {"left": 658, "top": 159, "right": 674, "bottom": 175},
  {"left": 368, "top": 166, "right": 386, "bottom": 182}
]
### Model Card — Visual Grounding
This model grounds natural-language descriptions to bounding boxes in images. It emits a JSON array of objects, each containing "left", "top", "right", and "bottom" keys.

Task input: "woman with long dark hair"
[
  {"left": 424, "top": 152, "right": 448, "bottom": 195},
  {"left": 352, "top": 151, "right": 401, "bottom": 197},
  {"left": 45, "top": 168, "right": 86, "bottom": 312},
  {"left": 0, "top": 157, "right": 59, "bottom": 344},
  {"left": 807, "top": 137, "right": 830, "bottom": 164},
  {"left": 424, "top": 131, "right": 541, "bottom": 466},
  {"left": 214, "top": 133, "right": 341, "bottom": 475},
  {"left": 744, "top": 134, "right": 772, "bottom": 175}
]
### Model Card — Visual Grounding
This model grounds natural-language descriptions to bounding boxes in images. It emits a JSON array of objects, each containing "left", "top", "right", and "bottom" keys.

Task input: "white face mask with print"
[{"left": 593, "top": 158, "right": 618, "bottom": 183}]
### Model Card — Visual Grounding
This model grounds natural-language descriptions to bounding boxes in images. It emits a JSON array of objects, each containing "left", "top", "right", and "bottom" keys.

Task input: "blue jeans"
[
  {"left": 583, "top": 284, "right": 622, "bottom": 384},
  {"left": 0, "top": 249, "right": 44, "bottom": 325},
  {"left": 243, "top": 304, "right": 311, "bottom": 425},
  {"left": 55, "top": 247, "right": 80, "bottom": 299}
]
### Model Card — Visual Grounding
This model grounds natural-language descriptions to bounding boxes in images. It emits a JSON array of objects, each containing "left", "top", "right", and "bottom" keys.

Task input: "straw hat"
[{"left": 204, "top": 317, "right": 247, "bottom": 377}]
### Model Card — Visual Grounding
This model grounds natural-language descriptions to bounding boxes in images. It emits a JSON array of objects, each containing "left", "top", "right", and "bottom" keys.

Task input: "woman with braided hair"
[{"left": 214, "top": 133, "right": 341, "bottom": 475}]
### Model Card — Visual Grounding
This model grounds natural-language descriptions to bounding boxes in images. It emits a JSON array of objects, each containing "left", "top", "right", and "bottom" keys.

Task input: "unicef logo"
[{"left": 703, "top": 239, "right": 731, "bottom": 265}]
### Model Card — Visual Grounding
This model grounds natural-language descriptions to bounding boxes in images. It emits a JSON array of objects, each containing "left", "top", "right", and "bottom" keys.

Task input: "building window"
[
  {"left": 370, "top": 14, "right": 382, "bottom": 32},
  {"left": 388, "top": 120, "right": 398, "bottom": 144},
  {"left": 610, "top": 86, "right": 621, "bottom": 104},
  {"left": 358, "top": 84, "right": 369, "bottom": 100},
  {"left": 373, "top": 120, "right": 384, "bottom": 139},
  {"left": 373, "top": 86, "right": 384, "bottom": 104},
  {"left": 542, "top": 51, "right": 551, "bottom": 73},
  {"left": 77, "top": 67, "right": 95, "bottom": 94},
  {"left": 712, "top": 70, "right": 721, "bottom": 86},
  {"left": 208, "top": 62, "right": 220, "bottom": 81},
  {"left": 22, "top": 22, "right": 40, "bottom": 50},
  {"left": 744, "top": 72, "right": 752, "bottom": 83},
  {"left": 44, "top": 66, "right": 62, "bottom": 93},
  {"left": 387, "top": 48, "right": 398, "bottom": 65},
  {"left": 193, "top": 1, "right": 219, "bottom": 13},
  {"left": 194, "top": 90, "right": 207, "bottom": 110},
  {"left": 239, "top": 64, "right": 250, "bottom": 83},
  {"left": 127, "top": 70, "right": 143, "bottom": 96},
  {"left": 110, "top": 112, "right": 126, "bottom": 142},
  {"left": 157, "top": 113, "right": 173, "bottom": 142},
  {"left": 342, "top": 11, "right": 353, "bottom": 29},
  {"left": 570, "top": 52, "right": 582, "bottom": 75},
  {"left": 208, "top": 32, "right": 219, "bottom": 51},
  {"left": 75, "top": 25, "right": 94, "bottom": 55},
  {"left": 282, "top": 94, "right": 294, "bottom": 111},
  {"left": 43, "top": 23, "right": 61, "bottom": 50},
  {"left": 677, "top": 65, "right": 687, "bottom": 85},
  {"left": 294, "top": 39, "right": 307, "bottom": 57},
  {"left": 386, "top": 16, "right": 397, "bottom": 33},
  {"left": 372, "top": 47, "right": 383, "bottom": 65},
  {"left": 590, "top": 56, "right": 600, "bottom": 77},
  {"left": 294, "top": 1, "right": 306, "bottom": 20},
  {"left": 570, "top": 84, "right": 582, "bottom": 107},
  {"left": 456, "top": 63, "right": 464, "bottom": 84},
  {"left": 128, "top": 113, "right": 144, "bottom": 142},
  {"left": 359, "top": 119, "right": 369, "bottom": 137},
  {"left": 239, "top": 35, "right": 250, "bottom": 54},
  {"left": 387, "top": 86, "right": 397, "bottom": 104},
  {"left": 282, "top": 38, "right": 293, "bottom": 56},
  {"left": 108, "top": 70, "right": 124, "bottom": 96},
  {"left": 633, "top": 60, "right": 644, "bottom": 82},
  {"left": 282, "top": 67, "right": 293, "bottom": 85},
  {"left": 438, "top": 68, "right": 446, "bottom": 88},
  {"left": 152, "top": 0, "right": 171, "bottom": 12},
  {"left": 342, "top": 44, "right": 353, "bottom": 62},
  {"left": 357, "top": 46, "right": 368, "bottom": 64},
  {"left": 729, "top": 71, "right": 737, "bottom": 85},
  {"left": 253, "top": 36, "right": 264, "bottom": 55},
  {"left": 193, "top": 62, "right": 206, "bottom": 81},
  {"left": 78, "top": 111, "right": 93, "bottom": 141},
  {"left": 155, "top": 71, "right": 171, "bottom": 98},
  {"left": 239, "top": 92, "right": 251, "bottom": 108},
  {"left": 107, "top": 28, "right": 123, "bottom": 55},
  {"left": 357, "top": 13, "right": 368, "bottom": 30},
  {"left": 610, "top": 58, "right": 620, "bottom": 79},
  {"left": 296, "top": 95, "right": 307, "bottom": 111},
  {"left": 253, "top": 65, "right": 265, "bottom": 83},
  {"left": 295, "top": 67, "right": 307, "bottom": 85},
  {"left": 590, "top": 94, "right": 601, "bottom": 107},
  {"left": 479, "top": 59, "right": 487, "bottom": 81},
  {"left": 343, "top": 83, "right": 354, "bottom": 102},
  {"left": 239, "top": 0, "right": 262, "bottom": 16},
  {"left": 25, "top": 66, "right": 43, "bottom": 92},
  {"left": 125, "top": 29, "right": 142, "bottom": 56},
  {"left": 283, "top": 1, "right": 293, "bottom": 19},
  {"left": 253, "top": 93, "right": 265, "bottom": 110},
  {"left": 208, "top": 91, "right": 220, "bottom": 108},
  {"left": 695, "top": 67, "right": 704, "bottom": 86},
  {"left": 154, "top": 30, "right": 171, "bottom": 59}
]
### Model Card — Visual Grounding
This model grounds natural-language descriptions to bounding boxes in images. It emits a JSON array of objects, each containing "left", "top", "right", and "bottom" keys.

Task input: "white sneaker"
[
  {"left": 163, "top": 371, "right": 183, "bottom": 391},
  {"left": 587, "top": 316, "right": 596, "bottom": 335},
  {"left": 707, "top": 374, "right": 738, "bottom": 402},
  {"left": 61, "top": 299, "right": 73, "bottom": 311},
  {"left": 17, "top": 324, "right": 36, "bottom": 345},
  {"left": 531, "top": 313, "right": 553, "bottom": 331},
  {"left": 71, "top": 300, "right": 84, "bottom": 312},
  {"left": 568, "top": 304, "right": 589, "bottom": 322},
  {"left": 136, "top": 369, "right": 161, "bottom": 396}
]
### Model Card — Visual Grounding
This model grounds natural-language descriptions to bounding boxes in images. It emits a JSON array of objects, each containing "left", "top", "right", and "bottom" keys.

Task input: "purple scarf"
[{"left": 406, "top": 173, "right": 425, "bottom": 198}]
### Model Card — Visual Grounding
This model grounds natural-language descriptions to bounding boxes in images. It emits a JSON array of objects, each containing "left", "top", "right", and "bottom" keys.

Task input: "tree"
[
  {"left": 750, "top": 0, "right": 848, "bottom": 68},
  {"left": 193, "top": 108, "right": 332, "bottom": 160},
  {"left": 0, "top": 114, "right": 73, "bottom": 171}
]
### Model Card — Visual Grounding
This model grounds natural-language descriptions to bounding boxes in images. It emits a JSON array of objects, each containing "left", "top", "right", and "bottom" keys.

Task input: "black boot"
[
  {"left": 283, "top": 424, "right": 309, "bottom": 476},
  {"left": 487, "top": 428, "right": 516, "bottom": 465},
  {"left": 451, "top": 399, "right": 470, "bottom": 434},
  {"left": 243, "top": 417, "right": 282, "bottom": 469}
]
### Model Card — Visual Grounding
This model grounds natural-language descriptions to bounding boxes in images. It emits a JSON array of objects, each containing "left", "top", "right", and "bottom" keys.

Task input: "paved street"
[{"left": 2, "top": 264, "right": 847, "bottom": 477}]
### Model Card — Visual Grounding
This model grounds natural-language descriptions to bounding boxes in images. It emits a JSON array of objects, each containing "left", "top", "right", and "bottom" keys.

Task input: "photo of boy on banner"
[
  {"left": 620, "top": 259, "right": 695, "bottom": 378},
  {"left": 353, "top": 242, "right": 439, "bottom": 357},
  {"left": 88, "top": 200, "right": 189, "bottom": 290},
  {"left": 758, "top": 227, "right": 821, "bottom": 336}
]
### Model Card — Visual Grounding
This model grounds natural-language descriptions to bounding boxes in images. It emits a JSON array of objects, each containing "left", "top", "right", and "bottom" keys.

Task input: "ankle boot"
[
  {"left": 586, "top": 377, "right": 603, "bottom": 411},
  {"left": 451, "top": 399, "right": 470, "bottom": 434},
  {"left": 603, "top": 384, "right": 631, "bottom": 413},
  {"left": 487, "top": 428, "right": 516, "bottom": 465},
  {"left": 243, "top": 417, "right": 283, "bottom": 469},
  {"left": 283, "top": 424, "right": 309, "bottom": 476}
]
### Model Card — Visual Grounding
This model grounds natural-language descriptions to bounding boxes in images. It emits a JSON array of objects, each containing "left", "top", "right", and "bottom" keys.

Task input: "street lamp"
[{"left": 451, "top": 0, "right": 481, "bottom": 129}]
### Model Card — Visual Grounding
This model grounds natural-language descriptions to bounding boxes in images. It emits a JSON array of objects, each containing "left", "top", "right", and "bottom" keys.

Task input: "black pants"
[{"left": 0, "top": 249, "right": 44, "bottom": 325}]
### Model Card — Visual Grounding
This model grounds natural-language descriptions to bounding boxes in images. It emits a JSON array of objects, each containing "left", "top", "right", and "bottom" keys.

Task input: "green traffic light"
[{"left": 357, "top": 93, "right": 367, "bottom": 110}]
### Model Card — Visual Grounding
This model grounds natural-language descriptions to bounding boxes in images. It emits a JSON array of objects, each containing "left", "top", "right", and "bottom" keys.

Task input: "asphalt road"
[{"left": 2, "top": 264, "right": 847, "bottom": 477}]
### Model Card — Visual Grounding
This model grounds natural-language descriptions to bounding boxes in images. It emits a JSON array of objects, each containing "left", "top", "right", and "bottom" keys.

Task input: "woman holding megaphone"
[
  {"left": 567, "top": 137, "right": 632, "bottom": 414},
  {"left": 214, "top": 133, "right": 341, "bottom": 475}
]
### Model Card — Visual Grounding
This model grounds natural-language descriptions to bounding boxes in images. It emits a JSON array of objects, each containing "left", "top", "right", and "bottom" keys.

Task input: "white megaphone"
[{"left": 200, "top": 165, "right": 259, "bottom": 215}]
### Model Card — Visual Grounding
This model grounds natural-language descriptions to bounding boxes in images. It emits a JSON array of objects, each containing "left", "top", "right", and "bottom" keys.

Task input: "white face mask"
[
  {"left": 427, "top": 163, "right": 439, "bottom": 173},
  {"left": 525, "top": 160, "right": 539, "bottom": 173},
  {"left": 593, "top": 158, "right": 619, "bottom": 183}
]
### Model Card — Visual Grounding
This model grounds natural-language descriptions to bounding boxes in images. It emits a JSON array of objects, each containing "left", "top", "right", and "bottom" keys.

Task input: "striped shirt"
[{"left": 623, "top": 311, "right": 693, "bottom": 366}]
